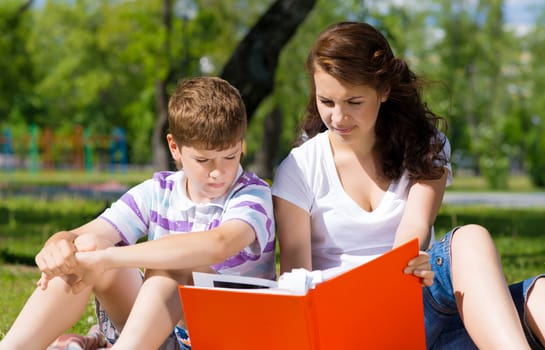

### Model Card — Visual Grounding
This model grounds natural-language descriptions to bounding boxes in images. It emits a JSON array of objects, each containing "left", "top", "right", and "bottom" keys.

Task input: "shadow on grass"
[{"left": 0, "top": 249, "right": 36, "bottom": 266}]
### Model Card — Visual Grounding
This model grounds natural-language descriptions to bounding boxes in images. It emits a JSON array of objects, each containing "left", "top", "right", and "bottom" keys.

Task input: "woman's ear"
[{"left": 380, "top": 86, "right": 390, "bottom": 103}]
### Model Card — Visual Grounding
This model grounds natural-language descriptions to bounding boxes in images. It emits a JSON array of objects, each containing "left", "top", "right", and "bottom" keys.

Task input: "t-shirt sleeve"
[
  {"left": 99, "top": 180, "right": 153, "bottom": 245},
  {"left": 221, "top": 177, "right": 275, "bottom": 255},
  {"left": 271, "top": 151, "right": 314, "bottom": 213}
]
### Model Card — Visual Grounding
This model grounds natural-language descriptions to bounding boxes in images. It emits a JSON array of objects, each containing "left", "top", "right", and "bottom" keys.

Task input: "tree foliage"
[{"left": 2, "top": 0, "right": 545, "bottom": 187}]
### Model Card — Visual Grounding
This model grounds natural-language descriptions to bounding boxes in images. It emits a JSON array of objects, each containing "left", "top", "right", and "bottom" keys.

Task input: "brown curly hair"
[{"left": 300, "top": 22, "right": 447, "bottom": 181}]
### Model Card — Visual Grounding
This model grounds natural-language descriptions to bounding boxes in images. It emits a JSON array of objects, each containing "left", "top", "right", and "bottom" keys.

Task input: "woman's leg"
[
  {"left": 451, "top": 224, "right": 530, "bottom": 349},
  {"left": 526, "top": 277, "right": 545, "bottom": 346}
]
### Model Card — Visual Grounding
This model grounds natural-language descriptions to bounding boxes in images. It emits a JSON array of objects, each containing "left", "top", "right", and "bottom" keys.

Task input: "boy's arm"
[
  {"left": 35, "top": 218, "right": 122, "bottom": 284},
  {"left": 71, "top": 219, "right": 255, "bottom": 293}
]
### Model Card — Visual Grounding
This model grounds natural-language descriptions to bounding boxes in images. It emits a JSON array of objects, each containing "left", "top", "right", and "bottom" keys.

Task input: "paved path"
[{"left": 443, "top": 192, "right": 545, "bottom": 208}]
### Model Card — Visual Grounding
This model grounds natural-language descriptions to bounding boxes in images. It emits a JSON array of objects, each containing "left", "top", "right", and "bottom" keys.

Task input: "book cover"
[{"left": 178, "top": 239, "right": 426, "bottom": 349}]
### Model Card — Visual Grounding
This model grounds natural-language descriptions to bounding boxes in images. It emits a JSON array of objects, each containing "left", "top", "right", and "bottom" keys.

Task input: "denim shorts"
[{"left": 424, "top": 227, "right": 545, "bottom": 350}]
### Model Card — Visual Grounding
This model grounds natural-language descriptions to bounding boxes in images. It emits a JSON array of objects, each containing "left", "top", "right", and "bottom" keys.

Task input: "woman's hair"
[
  {"left": 300, "top": 21, "right": 447, "bottom": 180},
  {"left": 168, "top": 76, "right": 247, "bottom": 150}
]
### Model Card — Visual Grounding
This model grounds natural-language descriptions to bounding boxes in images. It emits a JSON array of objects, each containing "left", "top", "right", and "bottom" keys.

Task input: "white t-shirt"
[{"left": 272, "top": 131, "right": 452, "bottom": 271}]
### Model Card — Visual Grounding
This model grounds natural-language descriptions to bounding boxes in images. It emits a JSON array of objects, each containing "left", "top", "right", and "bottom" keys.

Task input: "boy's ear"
[{"left": 166, "top": 134, "right": 181, "bottom": 160}]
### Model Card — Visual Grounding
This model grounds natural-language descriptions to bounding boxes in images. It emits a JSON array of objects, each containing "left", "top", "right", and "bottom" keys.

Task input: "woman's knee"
[
  {"left": 452, "top": 224, "right": 492, "bottom": 243},
  {"left": 528, "top": 276, "right": 545, "bottom": 299},
  {"left": 451, "top": 224, "right": 497, "bottom": 255}
]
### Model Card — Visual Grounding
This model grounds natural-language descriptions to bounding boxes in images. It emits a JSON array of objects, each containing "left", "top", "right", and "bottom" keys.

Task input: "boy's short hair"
[{"left": 168, "top": 77, "right": 247, "bottom": 150}]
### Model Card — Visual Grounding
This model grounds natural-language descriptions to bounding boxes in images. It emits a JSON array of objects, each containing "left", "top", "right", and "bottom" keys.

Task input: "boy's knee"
[{"left": 145, "top": 268, "right": 194, "bottom": 285}]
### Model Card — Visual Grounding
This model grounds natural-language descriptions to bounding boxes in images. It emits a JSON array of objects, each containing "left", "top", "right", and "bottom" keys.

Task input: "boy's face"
[{"left": 169, "top": 136, "right": 242, "bottom": 203}]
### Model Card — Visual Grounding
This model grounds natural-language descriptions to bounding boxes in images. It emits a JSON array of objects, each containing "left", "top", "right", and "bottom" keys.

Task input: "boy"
[{"left": 0, "top": 77, "right": 276, "bottom": 350}]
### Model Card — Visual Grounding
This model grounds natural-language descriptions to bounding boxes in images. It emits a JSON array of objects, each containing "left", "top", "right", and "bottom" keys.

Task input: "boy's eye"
[
  {"left": 348, "top": 101, "right": 362, "bottom": 105},
  {"left": 196, "top": 159, "right": 208, "bottom": 163},
  {"left": 225, "top": 155, "right": 237, "bottom": 160}
]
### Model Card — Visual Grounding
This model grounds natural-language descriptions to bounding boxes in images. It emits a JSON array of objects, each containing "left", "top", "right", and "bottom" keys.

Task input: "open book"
[{"left": 179, "top": 239, "right": 426, "bottom": 349}]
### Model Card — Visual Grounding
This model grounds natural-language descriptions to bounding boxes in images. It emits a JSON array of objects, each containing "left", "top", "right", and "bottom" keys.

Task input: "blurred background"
[{"left": 1, "top": 0, "right": 545, "bottom": 188}]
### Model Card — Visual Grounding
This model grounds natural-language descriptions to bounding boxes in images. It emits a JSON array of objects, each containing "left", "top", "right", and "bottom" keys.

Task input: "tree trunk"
[
  {"left": 221, "top": 0, "right": 316, "bottom": 120},
  {"left": 152, "top": 0, "right": 174, "bottom": 171},
  {"left": 247, "top": 105, "right": 283, "bottom": 180}
]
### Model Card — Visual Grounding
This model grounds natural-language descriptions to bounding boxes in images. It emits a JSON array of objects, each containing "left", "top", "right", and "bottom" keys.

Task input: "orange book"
[{"left": 178, "top": 239, "right": 426, "bottom": 349}]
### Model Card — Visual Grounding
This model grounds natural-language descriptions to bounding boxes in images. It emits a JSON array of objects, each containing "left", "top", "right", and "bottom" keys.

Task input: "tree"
[
  {"left": 0, "top": 0, "right": 34, "bottom": 122},
  {"left": 150, "top": 0, "right": 316, "bottom": 170}
]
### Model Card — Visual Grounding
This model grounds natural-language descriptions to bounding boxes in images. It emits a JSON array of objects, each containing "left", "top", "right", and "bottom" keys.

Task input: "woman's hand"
[{"left": 404, "top": 251, "right": 434, "bottom": 287}]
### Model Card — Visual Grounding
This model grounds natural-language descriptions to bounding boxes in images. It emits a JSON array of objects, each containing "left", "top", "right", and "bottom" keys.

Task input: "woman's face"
[{"left": 313, "top": 67, "right": 387, "bottom": 144}]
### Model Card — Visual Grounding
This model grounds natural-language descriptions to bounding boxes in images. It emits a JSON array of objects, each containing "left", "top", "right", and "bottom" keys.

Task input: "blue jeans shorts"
[{"left": 424, "top": 227, "right": 545, "bottom": 350}]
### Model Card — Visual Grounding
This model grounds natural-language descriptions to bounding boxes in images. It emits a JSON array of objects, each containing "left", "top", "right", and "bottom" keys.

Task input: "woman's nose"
[{"left": 331, "top": 105, "right": 346, "bottom": 122}]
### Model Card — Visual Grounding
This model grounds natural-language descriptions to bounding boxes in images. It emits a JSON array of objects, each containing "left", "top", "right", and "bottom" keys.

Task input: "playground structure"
[{"left": 0, "top": 124, "right": 128, "bottom": 173}]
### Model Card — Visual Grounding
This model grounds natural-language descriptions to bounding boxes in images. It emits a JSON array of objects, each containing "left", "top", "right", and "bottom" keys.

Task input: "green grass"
[
  {"left": 435, "top": 205, "right": 545, "bottom": 282},
  {"left": 448, "top": 173, "right": 542, "bottom": 192},
  {"left": 1, "top": 169, "right": 151, "bottom": 187}
]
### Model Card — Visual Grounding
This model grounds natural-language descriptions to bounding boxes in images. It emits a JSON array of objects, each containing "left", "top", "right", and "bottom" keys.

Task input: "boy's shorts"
[
  {"left": 95, "top": 298, "right": 191, "bottom": 350},
  {"left": 424, "top": 227, "right": 545, "bottom": 349}
]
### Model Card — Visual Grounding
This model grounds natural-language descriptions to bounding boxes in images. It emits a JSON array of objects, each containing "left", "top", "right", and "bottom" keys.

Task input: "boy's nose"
[{"left": 209, "top": 168, "right": 221, "bottom": 179}]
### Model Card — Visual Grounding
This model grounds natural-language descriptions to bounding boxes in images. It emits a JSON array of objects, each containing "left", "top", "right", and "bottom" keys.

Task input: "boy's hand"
[
  {"left": 35, "top": 237, "right": 78, "bottom": 284},
  {"left": 71, "top": 249, "right": 108, "bottom": 294},
  {"left": 35, "top": 233, "right": 99, "bottom": 290},
  {"left": 404, "top": 251, "right": 434, "bottom": 287}
]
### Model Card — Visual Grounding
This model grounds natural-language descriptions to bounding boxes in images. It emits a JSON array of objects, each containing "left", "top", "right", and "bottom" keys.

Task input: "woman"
[{"left": 272, "top": 21, "right": 545, "bottom": 349}]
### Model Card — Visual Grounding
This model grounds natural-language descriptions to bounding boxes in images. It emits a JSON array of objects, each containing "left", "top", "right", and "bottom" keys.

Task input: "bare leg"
[
  {"left": 0, "top": 268, "right": 142, "bottom": 350},
  {"left": 93, "top": 268, "right": 143, "bottom": 332},
  {"left": 451, "top": 224, "right": 530, "bottom": 350},
  {"left": 112, "top": 266, "right": 214, "bottom": 349},
  {"left": 0, "top": 275, "right": 92, "bottom": 350},
  {"left": 526, "top": 277, "right": 545, "bottom": 346}
]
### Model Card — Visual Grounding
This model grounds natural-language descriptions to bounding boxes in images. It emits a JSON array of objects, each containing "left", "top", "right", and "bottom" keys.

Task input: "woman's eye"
[
  {"left": 348, "top": 101, "right": 362, "bottom": 105},
  {"left": 320, "top": 100, "right": 334, "bottom": 107}
]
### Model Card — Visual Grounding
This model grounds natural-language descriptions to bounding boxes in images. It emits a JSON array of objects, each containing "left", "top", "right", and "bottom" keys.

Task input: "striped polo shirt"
[{"left": 99, "top": 166, "right": 276, "bottom": 280}]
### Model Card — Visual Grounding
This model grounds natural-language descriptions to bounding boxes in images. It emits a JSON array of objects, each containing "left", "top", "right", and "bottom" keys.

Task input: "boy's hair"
[{"left": 168, "top": 77, "right": 247, "bottom": 149}]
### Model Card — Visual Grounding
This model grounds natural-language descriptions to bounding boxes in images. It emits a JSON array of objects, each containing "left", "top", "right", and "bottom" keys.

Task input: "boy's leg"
[
  {"left": 0, "top": 275, "right": 92, "bottom": 350},
  {"left": 93, "top": 267, "right": 143, "bottom": 334},
  {"left": 0, "top": 268, "right": 142, "bottom": 350},
  {"left": 111, "top": 266, "right": 213, "bottom": 349},
  {"left": 450, "top": 224, "right": 531, "bottom": 349}
]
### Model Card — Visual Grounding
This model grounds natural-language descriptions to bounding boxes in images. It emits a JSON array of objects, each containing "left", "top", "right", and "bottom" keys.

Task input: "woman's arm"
[
  {"left": 393, "top": 170, "right": 449, "bottom": 250},
  {"left": 273, "top": 196, "right": 312, "bottom": 274}
]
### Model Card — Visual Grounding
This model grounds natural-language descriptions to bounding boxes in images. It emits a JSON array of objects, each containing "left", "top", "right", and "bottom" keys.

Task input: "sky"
[
  {"left": 504, "top": 0, "right": 541, "bottom": 24},
  {"left": 504, "top": 0, "right": 543, "bottom": 35}
]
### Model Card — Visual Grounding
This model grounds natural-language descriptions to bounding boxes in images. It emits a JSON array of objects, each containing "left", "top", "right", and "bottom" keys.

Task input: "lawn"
[{"left": 1, "top": 171, "right": 544, "bottom": 339}]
